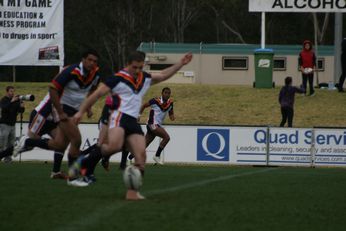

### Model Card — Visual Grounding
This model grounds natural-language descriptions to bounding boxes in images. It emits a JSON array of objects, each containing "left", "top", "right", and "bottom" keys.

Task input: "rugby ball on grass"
[{"left": 123, "top": 165, "right": 142, "bottom": 190}]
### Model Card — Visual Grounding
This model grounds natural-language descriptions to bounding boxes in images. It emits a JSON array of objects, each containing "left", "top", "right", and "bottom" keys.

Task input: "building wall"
[{"left": 146, "top": 52, "right": 335, "bottom": 86}]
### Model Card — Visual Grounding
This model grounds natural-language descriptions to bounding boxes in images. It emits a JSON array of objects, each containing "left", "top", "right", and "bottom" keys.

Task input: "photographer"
[{"left": 0, "top": 86, "right": 25, "bottom": 163}]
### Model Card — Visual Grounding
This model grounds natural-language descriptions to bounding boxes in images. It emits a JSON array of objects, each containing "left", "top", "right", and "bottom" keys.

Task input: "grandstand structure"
[{"left": 138, "top": 42, "right": 334, "bottom": 86}]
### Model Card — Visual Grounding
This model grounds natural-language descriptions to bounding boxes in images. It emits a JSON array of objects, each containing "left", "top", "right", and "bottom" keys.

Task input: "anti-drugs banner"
[
  {"left": 0, "top": 0, "right": 64, "bottom": 66},
  {"left": 249, "top": 0, "right": 346, "bottom": 12}
]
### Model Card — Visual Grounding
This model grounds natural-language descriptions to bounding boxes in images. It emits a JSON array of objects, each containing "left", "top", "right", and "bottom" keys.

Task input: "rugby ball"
[{"left": 123, "top": 165, "right": 143, "bottom": 190}]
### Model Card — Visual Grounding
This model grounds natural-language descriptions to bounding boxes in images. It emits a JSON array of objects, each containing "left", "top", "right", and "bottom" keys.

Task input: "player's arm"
[
  {"left": 139, "top": 102, "right": 150, "bottom": 115},
  {"left": 138, "top": 101, "right": 150, "bottom": 122},
  {"left": 86, "top": 84, "right": 99, "bottom": 118},
  {"left": 74, "top": 83, "right": 110, "bottom": 124},
  {"left": 169, "top": 109, "right": 175, "bottom": 121},
  {"left": 151, "top": 53, "right": 192, "bottom": 85},
  {"left": 169, "top": 104, "right": 175, "bottom": 121},
  {"left": 49, "top": 86, "right": 67, "bottom": 121}
]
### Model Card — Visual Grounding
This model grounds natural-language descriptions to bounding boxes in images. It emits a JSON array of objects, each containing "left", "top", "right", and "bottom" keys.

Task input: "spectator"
[
  {"left": 279, "top": 77, "right": 305, "bottom": 127},
  {"left": 0, "top": 86, "right": 25, "bottom": 163},
  {"left": 338, "top": 38, "right": 346, "bottom": 92},
  {"left": 299, "top": 40, "right": 316, "bottom": 96}
]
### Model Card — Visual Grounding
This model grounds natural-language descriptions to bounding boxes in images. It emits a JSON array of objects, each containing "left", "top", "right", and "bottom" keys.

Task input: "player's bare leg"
[{"left": 125, "top": 134, "right": 146, "bottom": 200}]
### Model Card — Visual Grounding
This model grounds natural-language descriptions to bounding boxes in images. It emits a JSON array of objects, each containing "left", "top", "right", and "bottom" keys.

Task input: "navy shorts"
[
  {"left": 28, "top": 110, "right": 58, "bottom": 136},
  {"left": 109, "top": 111, "right": 144, "bottom": 137}
]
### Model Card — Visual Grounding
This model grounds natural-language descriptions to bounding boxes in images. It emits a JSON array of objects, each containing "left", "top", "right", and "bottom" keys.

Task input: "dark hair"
[
  {"left": 285, "top": 76, "right": 292, "bottom": 86},
  {"left": 127, "top": 51, "right": 146, "bottom": 64},
  {"left": 82, "top": 49, "right": 99, "bottom": 59},
  {"left": 6, "top": 86, "right": 14, "bottom": 92},
  {"left": 162, "top": 87, "right": 171, "bottom": 93}
]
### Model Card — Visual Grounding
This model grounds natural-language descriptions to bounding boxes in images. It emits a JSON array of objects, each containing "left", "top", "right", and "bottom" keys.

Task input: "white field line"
[{"left": 56, "top": 167, "right": 277, "bottom": 231}]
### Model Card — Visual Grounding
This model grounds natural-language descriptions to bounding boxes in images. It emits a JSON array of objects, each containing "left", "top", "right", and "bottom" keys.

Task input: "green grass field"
[
  {"left": 1, "top": 82, "right": 345, "bottom": 230},
  {"left": 1, "top": 162, "right": 346, "bottom": 231}
]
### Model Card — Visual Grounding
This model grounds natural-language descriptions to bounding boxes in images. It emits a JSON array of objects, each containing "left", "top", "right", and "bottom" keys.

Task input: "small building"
[{"left": 138, "top": 42, "right": 334, "bottom": 86}]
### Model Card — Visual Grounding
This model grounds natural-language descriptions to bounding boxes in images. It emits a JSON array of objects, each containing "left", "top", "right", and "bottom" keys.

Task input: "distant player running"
[{"left": 120, "top": 87, "right": 174, "bottom": 168}]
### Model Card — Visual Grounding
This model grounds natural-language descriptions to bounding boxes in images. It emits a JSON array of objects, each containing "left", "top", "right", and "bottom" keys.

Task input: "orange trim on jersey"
[
  {"left": 116, "top": 72, "right": 144, "bottom": 90},
  {"left": 115, "top": 111, "right": 122, "bottom": 126},
  {"left": 71, "top": 66, "right": 99, "bottom": 85},
  {"left": 50, "top": 80, "right": 62, "bottom": 92},
  {"left": 154, "top": 98, "right": 173, "bottom": 110}
]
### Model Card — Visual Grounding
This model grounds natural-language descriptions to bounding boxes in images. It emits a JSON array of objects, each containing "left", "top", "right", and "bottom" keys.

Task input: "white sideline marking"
[
  {"left": 56, "top": 167, "right": 277, "bottom": 231},
  {"left": 146, "top": 167, "right": 276, "bottom": 196}
]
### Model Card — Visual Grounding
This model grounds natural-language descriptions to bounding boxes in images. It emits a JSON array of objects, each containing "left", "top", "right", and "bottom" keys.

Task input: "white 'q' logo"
[{"left": 202, "top": 132, "right": 226, "bottom": 160}]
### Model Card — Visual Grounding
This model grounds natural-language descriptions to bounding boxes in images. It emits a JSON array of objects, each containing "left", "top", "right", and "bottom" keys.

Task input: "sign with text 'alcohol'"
[{"left": 249, "top": 0, "right": 346, "bottom": 12}]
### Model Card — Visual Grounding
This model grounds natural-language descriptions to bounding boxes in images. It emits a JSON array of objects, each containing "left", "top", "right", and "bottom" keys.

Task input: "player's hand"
[
  {"left": 137, "top": 115, "right": 141, "bottom": 122},
  {"left": 73, "top": 112, "right": 83, "bottom": 124},
  {"left": 87, "top": 109, "right": 93, "bottom": 118},
  {"left": 181, "top": 52, "right": 193, "bottom": 65}
]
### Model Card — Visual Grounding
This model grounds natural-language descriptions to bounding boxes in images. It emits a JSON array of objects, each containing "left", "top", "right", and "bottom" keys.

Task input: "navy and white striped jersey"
[
  {"left": 51, "top": 62, "right": 100, "bottom": 110},
  {"left": 105, "top": 69, "right": 152, "bottom": 119},
  {"left": 147, "top": 97, "right": 173, "bottom": 125}
]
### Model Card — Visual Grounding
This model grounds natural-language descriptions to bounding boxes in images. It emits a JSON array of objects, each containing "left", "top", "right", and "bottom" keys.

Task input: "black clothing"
[
  {"left": 0, "top": 96, "right": 25, "bottom": 126},
  {"left": 280, "top": 107, "right": 294, "bottom": 128},
  {"left": 338, "top": 38, "right": 346, "bottom": 91},
  {"left": 302, "top": 74, "right": 315, "bottom": 95}
]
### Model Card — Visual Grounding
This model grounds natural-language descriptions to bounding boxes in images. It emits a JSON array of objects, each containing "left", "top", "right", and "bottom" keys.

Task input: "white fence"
[{"left": 15, "top": 123, "right": 346, "bottom": 167}]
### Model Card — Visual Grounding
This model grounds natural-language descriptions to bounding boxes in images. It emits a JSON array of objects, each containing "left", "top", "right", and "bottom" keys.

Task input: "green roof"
[{"left": 138, "top": 42, "right": 334, "bottom": 56}]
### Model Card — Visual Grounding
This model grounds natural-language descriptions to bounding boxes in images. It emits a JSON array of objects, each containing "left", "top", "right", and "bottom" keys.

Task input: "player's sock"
[
  {"left": 85, "top": 146, "right": 102, "bottom": 175},
  {"left": 52, "top": 151, "right": 64, "bottom": 173},
  {"left": 68, "top": 154, "right": 77, "bottom": 167},
  {"left": 25, "top": 138, "right": 49, "bottom": 150},
  {"left": 0, "top": 146, "right": 13, "bottom": 158},
  {"left": 119, "top": 151, "right": 129, "bottom": 170},
  {"left": 80, "top": 143, "right": 97, "bottom": 156},
  {"left": 155, "top": 146, "right": 164, "bottom": 157}
]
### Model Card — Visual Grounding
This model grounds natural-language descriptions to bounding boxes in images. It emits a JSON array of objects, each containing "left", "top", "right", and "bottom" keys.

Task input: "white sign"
[
  {"left": 258, "top": 59, "right": 271, "bottom": 68},
  {"left": 0, "top": 0, "right": 64, "bottom": 66},
  {"left": 14, "top": 123, "right": 346, "bottom": 168},
  {"left": 249, "top": 0, "right": 346, "bottom": 12}
]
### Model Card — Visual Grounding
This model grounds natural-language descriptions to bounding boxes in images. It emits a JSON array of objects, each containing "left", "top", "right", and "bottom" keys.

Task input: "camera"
[{"left": 18, "top": 94, "right": 35, "bottom": 101}]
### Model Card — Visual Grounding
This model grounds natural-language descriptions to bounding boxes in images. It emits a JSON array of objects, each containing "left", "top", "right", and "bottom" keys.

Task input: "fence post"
[
  {"left": 266, "top": 126, "right": 270, "bottom": 166},
  {"left": 310, "top": 128, "right": 316, "bottom": 168}
]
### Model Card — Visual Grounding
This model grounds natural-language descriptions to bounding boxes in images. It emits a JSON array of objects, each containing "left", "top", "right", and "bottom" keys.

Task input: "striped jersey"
[
  {"left": 50, "top": 62, "right": 100, "bottom": 110},
  {"left": 147, "top": 97, "right": 173, "bottom": 125},
  {"left": 104, "top": 69, "right": 152, "bottom": 119}
]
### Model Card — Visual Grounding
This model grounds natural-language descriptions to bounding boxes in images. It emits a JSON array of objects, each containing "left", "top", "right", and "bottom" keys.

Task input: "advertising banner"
[
  {"left": 0, "top": 0, "right": 64, "bottom": 66},
  {"left": 14, "top": 123, "right": 346, "bottom": 168},
  {"left": 249, "top": 0, "right": 346, "bottom": 12}
]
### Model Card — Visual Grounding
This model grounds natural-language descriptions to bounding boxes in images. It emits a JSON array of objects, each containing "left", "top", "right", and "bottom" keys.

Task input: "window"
[
  {"left": 273, "top": 57, "right": 286, "bottom": 71},
  {"left": 316, "top": 58, "right": 325, "bottom": 71},
  {"left": 222, "top": 57, "right": 248, "bottom": 70},
  {"left": 149, "top": 64, "right": 173, "bottom": 70}
]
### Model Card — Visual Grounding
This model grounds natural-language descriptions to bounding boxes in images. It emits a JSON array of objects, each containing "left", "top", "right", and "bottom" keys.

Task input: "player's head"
[
  {"left": 126, "top": 51, "right": 146, "bottom": 76},
  {"left": 81, "top": 49, "right": 99, "bottom": 72},
  {"left": 161, "top": 87, "right": 171, "bottom": 101},
  {"left": 284, "top": 76, "right": 292, "bottom": 86}
]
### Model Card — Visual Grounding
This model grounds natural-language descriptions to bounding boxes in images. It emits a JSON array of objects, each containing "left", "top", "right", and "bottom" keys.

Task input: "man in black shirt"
[{"left": 0, "top": 86, "right": 25, "bottom": 162}]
